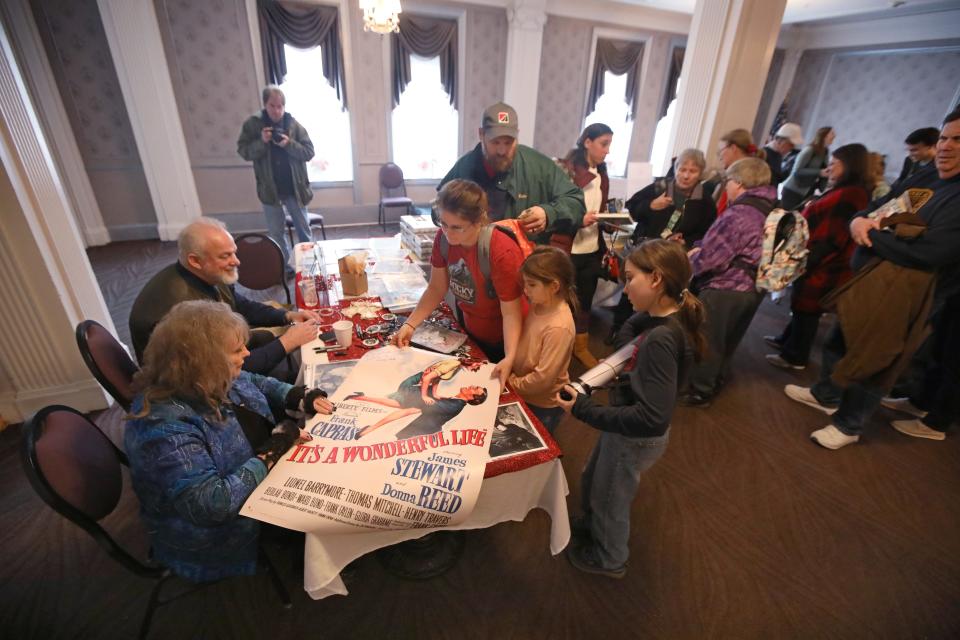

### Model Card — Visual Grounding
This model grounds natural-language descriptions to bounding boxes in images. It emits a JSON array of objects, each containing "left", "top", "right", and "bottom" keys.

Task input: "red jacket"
[{"left": 791, "top": 185, "right": 869, "bottom": 314}]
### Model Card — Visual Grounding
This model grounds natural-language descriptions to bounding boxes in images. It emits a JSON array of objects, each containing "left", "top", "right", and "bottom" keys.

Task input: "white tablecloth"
[
  {"left": 303, "top": 458, "right": 570, "bottom": 599},
  {"left": 293, "top": 237, "right": 569, "bottom": 599}
]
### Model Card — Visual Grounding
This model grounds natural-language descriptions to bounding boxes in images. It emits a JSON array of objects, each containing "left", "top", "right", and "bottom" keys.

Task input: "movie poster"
[{"left": 242, "top": 346, "right": 499, "bottom": 533}]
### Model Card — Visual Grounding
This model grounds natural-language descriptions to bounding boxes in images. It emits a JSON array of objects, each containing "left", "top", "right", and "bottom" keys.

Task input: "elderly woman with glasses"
[{"left": 681, "top": 157, "right": 777, "bottom": 407}]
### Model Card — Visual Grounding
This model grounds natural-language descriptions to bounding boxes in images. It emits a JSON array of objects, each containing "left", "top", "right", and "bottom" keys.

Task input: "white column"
[
  {"left": 0, "top": 24, "right": 113, "bottom": 421},
  {"left": 97, "top": 0, "right": 200, "bottom": 241},
  {"left": 0, "top": 0, "right": 110, "bottom": 247},
  {"left": 761, "top": 46, "right": 804, "bottom": 137},
  {"left": 666, "top": 0, "right": 787, "bottom": 165},
  {"left": 503, "top": 0, "right": 547, "bottom": 147}
]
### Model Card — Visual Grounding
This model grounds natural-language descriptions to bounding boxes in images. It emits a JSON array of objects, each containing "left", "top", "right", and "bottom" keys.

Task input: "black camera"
[{"left": 271, "top": 127, "right": 286, "bottom": 144}]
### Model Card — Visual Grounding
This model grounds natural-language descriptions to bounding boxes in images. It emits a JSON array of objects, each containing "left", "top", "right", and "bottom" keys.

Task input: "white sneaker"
[
  {"left": 784, "top": 384, "right": 836, "bottom": 415},
  {"left": 891, "top": 418, "right": 945, "bottom": 441},
  {"left": 880, "top": 397, "right": 928, "bottom": 419},
  {"left": 810, "top": 425, "right": 860, "bottom": 450}
]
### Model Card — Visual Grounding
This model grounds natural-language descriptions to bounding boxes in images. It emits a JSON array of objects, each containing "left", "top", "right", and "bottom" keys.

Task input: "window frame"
[
  {"left": 245, "top": 0, "right": 356, "bottom": 188},
  {"left": 382, "top": 8, "right": 466, "bottom": 185},
  {"left": 581, "top": 28, "right": 650, "bottom": 179}
]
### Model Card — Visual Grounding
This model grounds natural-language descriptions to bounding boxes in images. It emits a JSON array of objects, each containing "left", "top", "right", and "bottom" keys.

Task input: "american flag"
[{"left": 770, "top": 98, "right": 788, "bottom": 137}]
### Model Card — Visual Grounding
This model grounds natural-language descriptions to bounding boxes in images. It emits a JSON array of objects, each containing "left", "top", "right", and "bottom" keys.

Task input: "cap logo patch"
[{"left": 498, "top": 112, "right": 510, "bottom": 124}]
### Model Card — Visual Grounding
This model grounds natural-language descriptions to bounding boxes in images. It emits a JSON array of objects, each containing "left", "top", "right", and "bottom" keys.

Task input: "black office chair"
[
  {"left": 285, "top": 211, "right": 327, "bottom": 246},
  {"left": 21, "top": 405, "right": 292, "bottom": 639},
  {"left": 75, "top": 320, "right": 140, "bottom": 411},
  {"left": 235, "top": 233, "right": 291, "bottom": 306}
]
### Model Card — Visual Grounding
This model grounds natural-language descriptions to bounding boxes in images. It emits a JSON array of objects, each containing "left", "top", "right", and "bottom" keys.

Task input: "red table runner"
[{"left": 314, "top": 297, "right": 562, "bottom": 479}]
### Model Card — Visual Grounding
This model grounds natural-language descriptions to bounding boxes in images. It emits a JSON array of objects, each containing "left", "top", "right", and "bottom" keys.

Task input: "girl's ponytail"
[
  {"left": 626, "top": 240, "right": 708, "bottom": 361},
  {"left": 676, "top": 288, "right": 707, "bottom": 362}
]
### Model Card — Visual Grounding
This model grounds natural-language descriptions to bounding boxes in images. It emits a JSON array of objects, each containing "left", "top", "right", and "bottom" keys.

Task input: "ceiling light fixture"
[{"left": 359, "top": 0, "right": 402, "bottom": 34}]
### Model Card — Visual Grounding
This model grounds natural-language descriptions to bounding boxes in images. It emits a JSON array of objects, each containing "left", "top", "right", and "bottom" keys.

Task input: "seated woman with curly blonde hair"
[{"left": 125, "top": 300, "right": 333, "bottom": 582}]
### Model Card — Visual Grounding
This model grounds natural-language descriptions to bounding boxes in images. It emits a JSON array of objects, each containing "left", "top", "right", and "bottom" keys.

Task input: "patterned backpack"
[{"left": 754, "top": 208, "right": 809, "bottom": 292}]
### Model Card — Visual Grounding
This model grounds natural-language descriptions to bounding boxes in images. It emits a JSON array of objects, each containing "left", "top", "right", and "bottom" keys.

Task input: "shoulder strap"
[
  {"left": 737, "top": 195, "right": 776, "bottom": 216},
  {"left": 477, "top": 225, "right": 497, "bottom": 299},
  {"left": 439, "top": 232, "right": 449, "bottom": 263}
]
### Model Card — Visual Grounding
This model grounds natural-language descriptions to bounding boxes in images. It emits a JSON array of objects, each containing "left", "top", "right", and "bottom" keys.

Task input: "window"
[
  {"left": 583, "top": 71, "right": 633, "bottom": 178},
  {"left": 391, "top": 54, "right": 458, "bottom": 180},
  {"left": 279, "top": 44, "right": 353, "bottom": 183}
]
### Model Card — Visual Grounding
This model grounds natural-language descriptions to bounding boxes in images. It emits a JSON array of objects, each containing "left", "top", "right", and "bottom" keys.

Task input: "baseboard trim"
[{"left": 6, "top": 379, "right": 112, "bottom": 422}]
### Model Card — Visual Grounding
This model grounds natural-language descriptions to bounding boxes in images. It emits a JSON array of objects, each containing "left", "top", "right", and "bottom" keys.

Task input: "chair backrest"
[
  {"left": 379, "top": 162, "right": 407, "bottom": 198},
  {"left": 76, "top": 320, "right": 140, "bottom": 411},
  {"left": 20, "top": 405, "right": 162, "bottom": 578},
  {"left": 234, "top": 233, "right": 291, "bottom": 306}
]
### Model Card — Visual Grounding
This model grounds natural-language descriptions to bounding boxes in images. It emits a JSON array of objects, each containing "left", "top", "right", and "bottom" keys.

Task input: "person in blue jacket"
[{"left": 126, "top": 300, "right": 332, "bottom": 582}]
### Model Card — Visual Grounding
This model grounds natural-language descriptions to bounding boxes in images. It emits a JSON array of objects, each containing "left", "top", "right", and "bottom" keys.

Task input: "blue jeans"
[
  {"left": 810, "top": 321, "right": 885, "bottom": 436},
  {"left": 529, "top": 404, "right": 564, "bottom": 434},
  {"left": 263, "top": 195, "right": 310, "bottom": 267},
  {"left": 580, "top": 430, "right": 669, "bottom": 570}
]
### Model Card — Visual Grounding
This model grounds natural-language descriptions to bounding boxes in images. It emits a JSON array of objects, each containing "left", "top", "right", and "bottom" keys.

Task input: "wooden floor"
[{"left": 2, "top": 226, "right": 958, "bottom": 639}]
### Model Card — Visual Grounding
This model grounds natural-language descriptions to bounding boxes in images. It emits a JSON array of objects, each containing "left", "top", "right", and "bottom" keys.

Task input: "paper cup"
[{"left": 333, "top": 320, "right": 353, "bottom": 347}]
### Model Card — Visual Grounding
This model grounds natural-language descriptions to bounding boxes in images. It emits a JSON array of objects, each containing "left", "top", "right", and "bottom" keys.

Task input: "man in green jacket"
[
  {"left": 237, "top": 86, "right": 315, "bottom": 272},
  {"left": 438, "top": 102, "right": 585, "bottom": 243}
]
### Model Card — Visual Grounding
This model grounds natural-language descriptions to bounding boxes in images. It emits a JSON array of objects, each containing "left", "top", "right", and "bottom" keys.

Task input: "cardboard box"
[{"left": 338, "top": 257, "right": 368, "bottom": 296}]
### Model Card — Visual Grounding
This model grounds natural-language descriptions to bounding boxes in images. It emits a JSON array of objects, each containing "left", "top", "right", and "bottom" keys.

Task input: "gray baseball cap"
[{"left": 481, "top": 102, "right": 518, "bottom": 139}]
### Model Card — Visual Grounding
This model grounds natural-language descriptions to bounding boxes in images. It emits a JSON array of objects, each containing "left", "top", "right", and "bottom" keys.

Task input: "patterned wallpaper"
[
  {"left": 30, "top": 0, "right": 139, "bottom": 165},
  {"left": 783, "top": 49, "right": 833, "bottom": 138},
  {"left": 29, "top": 0, "right": 156, "bottom": 227},
  {"left": 154, "top": 0, "right": 261, "bottom": 165},
  {"left": 813, "top": 49, "right": 960, "bottom": 181},
  {"left": 462, "top": 7, "right": 507, "bottom": 154},
  {"left": 348, "top": 0, "right": 389, "bottom": 163},
  {"left": 534, "top": 16, "right": 675, "bottom": 163},
  {"left": 752, "top": 48, "right": 784, "bottom": 144},
  {"left": 534, "top": 16, "right": 592, "bottom": 159}
]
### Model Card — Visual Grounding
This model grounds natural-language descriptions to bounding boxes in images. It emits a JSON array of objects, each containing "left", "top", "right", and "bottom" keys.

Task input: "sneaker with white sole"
[
  {"left": 891, "top": 418, "right": 946, "bottom": 441},
  {"left": 566, "top": 542, "right": 627, "bottom": 579},
  {"left": 784, "top": 384, "right": 837, "bottom": 415},
  {"left": 766, "top": 353, "right": 805, "bottom": 370},
  {"left": 880, "top": 397, "right": 928, "bottom": 419},
  {"left": 810, "top": 424, "right": 860, "bottom": 449}
]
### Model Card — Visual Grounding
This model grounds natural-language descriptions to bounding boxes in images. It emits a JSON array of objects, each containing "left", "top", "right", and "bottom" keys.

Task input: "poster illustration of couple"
[{"left": 243, "top": 346, "right": 500, "bottom": 534}]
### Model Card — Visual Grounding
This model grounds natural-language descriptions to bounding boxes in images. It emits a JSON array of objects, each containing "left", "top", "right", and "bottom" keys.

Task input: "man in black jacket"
[
  {"left": 891, "top": 127, "right": 940, "bottom": 192},
  {"left": 784, "top": 111, "right": 960, "bottom": 449},
  {"left": 129, "top": 218, "right": 319, "bottom": 376}
]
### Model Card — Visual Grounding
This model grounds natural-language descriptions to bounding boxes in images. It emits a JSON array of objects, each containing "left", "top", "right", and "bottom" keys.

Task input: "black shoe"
[
  {"left": 678, "top": 392, "right": 712, "bottom": 408},
  {"left": 763, "top": 335, "right": 784, "bottom": 349},
  {"left": 566, "top": 542, "right": 626, "bottom": 579}
]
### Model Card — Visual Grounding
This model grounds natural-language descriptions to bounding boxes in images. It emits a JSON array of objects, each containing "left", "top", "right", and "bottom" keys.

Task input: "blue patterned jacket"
[{"left": 125, "top": 372, "right": 292, "bottom": 582}]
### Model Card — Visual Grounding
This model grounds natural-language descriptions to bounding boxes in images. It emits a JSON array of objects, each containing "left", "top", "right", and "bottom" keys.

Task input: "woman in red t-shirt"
[{"left": 392, "top": 179, "right": 526, "bottom": 385}]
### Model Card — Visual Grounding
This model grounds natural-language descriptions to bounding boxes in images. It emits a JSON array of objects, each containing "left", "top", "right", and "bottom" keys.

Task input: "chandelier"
[{"left": 359, "top": 0, "right": 401, "bottom": 34}]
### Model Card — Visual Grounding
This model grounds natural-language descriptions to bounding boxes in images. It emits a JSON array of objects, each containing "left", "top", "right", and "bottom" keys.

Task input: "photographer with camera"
[{"left": 237, "top": 85, "right": 315, "bottom": 274}]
